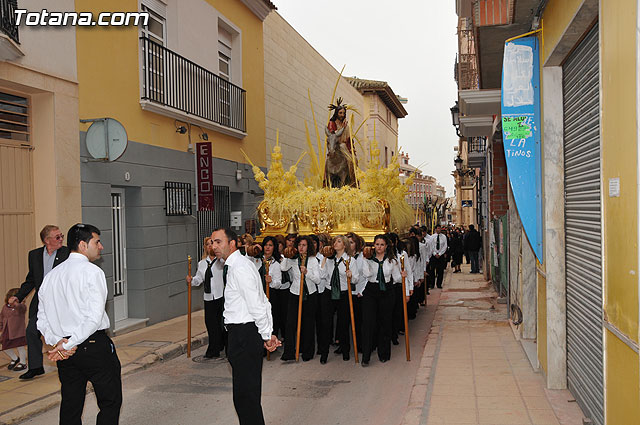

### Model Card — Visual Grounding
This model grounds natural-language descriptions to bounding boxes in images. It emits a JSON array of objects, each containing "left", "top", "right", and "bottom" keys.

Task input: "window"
[
  {"left": 0, "top": 92, "right": 29, "bottom": 142},
  {"left": 218, "top": 26, "right": 233, "bottom": 126},
  {"left": 141, "top": 4, "right": 166, "bottom": 102}
]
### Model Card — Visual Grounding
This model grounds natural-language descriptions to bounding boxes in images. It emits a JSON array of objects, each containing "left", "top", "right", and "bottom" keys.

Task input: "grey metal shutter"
[
  {"left": 197, "top": 185, "right": 230, "bottom": 246},
  {"left": 563, "top": 24, "right": 603, "bottom": 425}
]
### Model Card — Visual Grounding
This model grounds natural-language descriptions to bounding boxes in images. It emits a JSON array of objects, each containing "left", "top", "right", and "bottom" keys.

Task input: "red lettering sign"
[{"left": 196, "top": 142, "right": 214, "bottom": 211}]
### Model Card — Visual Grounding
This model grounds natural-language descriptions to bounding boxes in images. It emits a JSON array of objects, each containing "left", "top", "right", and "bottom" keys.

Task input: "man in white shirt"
[
  {"left": 37, "top": 224, "right": 122, "bottom": 425},
  {"left": 211, "top": 228, "right": 280, "bottom": 425},
  {"left": 430, "top": 225, "right": 448, "bottom": 289}
]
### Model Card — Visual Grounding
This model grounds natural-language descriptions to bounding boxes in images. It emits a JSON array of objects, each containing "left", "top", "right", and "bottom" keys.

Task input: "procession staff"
[
  {"left": 400, "top": 255, "right": 410, "bottom": 361},
  {"left": 312, "top": 234, "right": 333, "bottom": 364},
  {"left": 360, "top": 234, "right": 407, "bottom": 367},
  {"left": 280, "top": 236, "right": 319, "bottom": 362},
  {"left": 405, "top": 236, "right": 422, "bottom": 320},
  {"left": 37, "top": 224, "right": 122, "bottom": 425},
  {"left": 212, "top": 228, "right": 280, "bottom": 425},
  {"left": 186, "top": 237, "right": 226, "bottom": 358},
  {"left": 387, "top": 233, "right": 413, "bottom": 345},
  {"left": 188, "top": 256, "right": 192, "bottom": 358},
  {"left": 345, "top": 258, "right": 359, "bottom": 364},
  {"left": 320, "top": 235, "right": 359, "bottom": 362}
]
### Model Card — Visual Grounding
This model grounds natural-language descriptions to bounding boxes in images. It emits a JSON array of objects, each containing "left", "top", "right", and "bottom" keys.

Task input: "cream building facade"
[{"left": 0, "top": 0, "right": 80, "bottom": 300}]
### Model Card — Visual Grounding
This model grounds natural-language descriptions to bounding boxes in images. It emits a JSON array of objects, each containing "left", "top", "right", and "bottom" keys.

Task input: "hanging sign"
[
  {"left": 501, "top": 35, "right": 543, "bottom": 263},
  {"left": 196, "top": 142, "right": 214, "bottom": 211}
]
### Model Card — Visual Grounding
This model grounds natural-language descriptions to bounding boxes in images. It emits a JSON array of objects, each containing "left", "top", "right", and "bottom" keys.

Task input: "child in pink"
[{"left": 1, "top": 288, "right": 27, "bottom": 371}]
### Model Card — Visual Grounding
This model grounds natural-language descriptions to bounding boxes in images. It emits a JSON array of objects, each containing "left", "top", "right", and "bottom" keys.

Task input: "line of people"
[{"left": 186, "top": 224, "right": 463, "bottom": 367}]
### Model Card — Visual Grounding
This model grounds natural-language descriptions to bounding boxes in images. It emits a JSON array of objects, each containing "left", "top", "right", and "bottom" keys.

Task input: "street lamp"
[
  {"left": 450, "top": 101, "right": 461, "bottom": 137},
  {"left": 454, "top": 155, "right": 463, "bottom": 173}
]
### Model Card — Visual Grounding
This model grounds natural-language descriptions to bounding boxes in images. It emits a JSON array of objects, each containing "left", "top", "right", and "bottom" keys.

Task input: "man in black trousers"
[
  {"left": 430, "top": 225, "right": 448, "bottom": 289},
  {"left": 37, "top": 224, "right": 122, "bottom": 425},
  {"left": 9, "top": 225, "right": 69, "bottom": 380},
  {"left": 465, "top": 224, "right": 483, "bottom": 273},
  {"left": 212, "top": 227, "right": 281, "bottom": 425}
]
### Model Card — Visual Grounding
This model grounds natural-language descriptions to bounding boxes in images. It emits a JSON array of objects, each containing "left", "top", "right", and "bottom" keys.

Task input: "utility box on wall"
[{"left": 230, "top": 211, "right": 242, "bottom": 230}]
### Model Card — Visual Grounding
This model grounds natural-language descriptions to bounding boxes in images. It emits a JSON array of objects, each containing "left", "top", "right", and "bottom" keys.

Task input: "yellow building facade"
[
  {"left": 538, "top": 1, "right": 639, "bottom": 423},
  {"left": 75, "top": 0, "right": 274, "bottom": 330}
]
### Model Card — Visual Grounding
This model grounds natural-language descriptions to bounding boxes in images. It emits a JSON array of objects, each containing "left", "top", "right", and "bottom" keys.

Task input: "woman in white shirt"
[
  {"left": 320, "top": 235, "right": 359, "bottom": 362},
  {"left": 312, "top": 234, "right": 333, "bottom": 364},
  {"left": 361, "top": 234, "right": 407, "bottom": 366},
  {"left": 280, "top": 235, "right": 320, "bottom": 361},
  {"left": 186, "top": 237, "right": 226, "bottom": 358},
  {"left": 405, "top": 236, "right": 422, "bottom": 320},
  {"left": 346, "top": 232, "right": 366, "bottom": 354},
  {"left": 256, "top": 237, "right": 286, "bottom": 342}
]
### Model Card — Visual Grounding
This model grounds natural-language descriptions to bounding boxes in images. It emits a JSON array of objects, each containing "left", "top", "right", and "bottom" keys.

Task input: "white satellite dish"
[{"left": 85, "top": 118, "right": 128, "bottom": 161}]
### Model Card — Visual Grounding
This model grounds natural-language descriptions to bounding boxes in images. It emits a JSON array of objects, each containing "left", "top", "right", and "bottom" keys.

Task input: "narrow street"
[{"left": 21, "top": 289, "right": 440, "bottom": 425}]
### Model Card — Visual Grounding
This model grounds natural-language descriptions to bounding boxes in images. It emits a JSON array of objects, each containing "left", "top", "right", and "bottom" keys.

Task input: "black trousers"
[
  {"left": 270, "top": 288, "right": 289, "bottom": 339},
  {"left": 316, "top": 290, "right": 333, "bottom": 356},
  {"left": 227, "top": 322, "right": 265, "bottom": 425},
  {"left": 470, "top": 250, "right": 480, "bottom": 273},
  {"left": 333, "top": 291, "right": 351, "bottom": 354},
  {"left": 26, "top": 315, "right": 43, "bottom": 370},
  {"left": 361, "top": 283, "right": 395, "bottom": 362},
  {"left": 57, "top": 331, "right": 122, "bottom": 425},
  {"left": 430, "top": 256, "right": 446, "bottom": 288},
  {"left": 283, "top": 292, "right": 317, "bottom": 360},
  {"left": 204, "top": 298, "right": 226, "bottom": 356}
]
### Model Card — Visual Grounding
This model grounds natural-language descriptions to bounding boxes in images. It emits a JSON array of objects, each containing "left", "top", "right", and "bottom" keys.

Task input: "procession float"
[{"left": 243, "top": 75, "right": 416, "bottom": 242}]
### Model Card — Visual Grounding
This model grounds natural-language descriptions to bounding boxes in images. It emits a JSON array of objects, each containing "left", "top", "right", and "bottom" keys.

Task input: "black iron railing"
[
  {"left": 468, "top": 137, "right": 487, "bottom": 153},
  {"left": 1, "top": 0, "right": 19, "bottom": 44},
  {"left": 141, "top": 36, "right": 246, "bottom": 132},
  {"left": 164, "top": 181, "right": 192, "bottom": 216}
]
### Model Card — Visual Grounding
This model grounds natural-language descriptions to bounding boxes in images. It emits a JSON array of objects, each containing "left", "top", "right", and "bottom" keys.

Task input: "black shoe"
[
  {"left": 343, "top": 353, "right": 350, "bottom": 361},
  {"left": 320, "top": 354, "right": 328, "bottom": 364},
  {"left": 19, "top": 368, "right": 45, "bottom": 380},
  {"left": 204, "top": 352, "right": 220, "bottom": 359},
  {"left": 334, "top": 347, "right": 343, "bottom": 354},
  {"left": 392, "top": 339, "right": 399, "bottom": 346},
  {"left": 436, "top": 285, "right": 442, "bottom": 289},
  {"left": 7, "top": 358, "right": 19, "bottom": 370},
  {"left": 361, "top": 360, "right": 369, "bottom": 367},
  {"left": 380, "top": 358, "right": 388, "bottom": 363},
  {"left": 280, "top": 354, "right": 294, "bottom": 361}
]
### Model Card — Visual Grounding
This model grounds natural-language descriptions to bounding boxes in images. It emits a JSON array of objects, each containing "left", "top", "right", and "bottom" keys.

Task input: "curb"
[{"left": 0, "top": 332, "right": 208, "bottom": 425}]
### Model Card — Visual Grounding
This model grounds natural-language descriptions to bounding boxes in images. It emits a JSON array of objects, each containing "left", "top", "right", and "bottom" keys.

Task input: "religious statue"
[{"left": 324, "top": 97, "right": 357, "bottom": 188}]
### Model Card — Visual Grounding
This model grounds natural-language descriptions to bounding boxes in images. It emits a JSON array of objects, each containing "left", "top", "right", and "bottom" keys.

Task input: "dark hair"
[
  {"left": 261, "top": 236, "right": 282, "bottom": 261},
  {"left": 5, "top": 288, "right": 19, "bottom": 304},
  {"left": 285, "top": 233, "right": 297, "bottom": 242},
  {"left": 468, "top": 224, "right": 475, "bottom": 230},
  {"left": 345, "top": 232, "right": 364, "bottom": 253},
  {"left": 309, "top": 234, "right": 320, "bottom": 250},
  {"left": 405, "top": 236, "right": 420, "bottom": 260},
  {"left": 296, "top": 235, "right": 316, "bottom": 257},
  {"left": 213, "top": 227, "right": 238, "bottom": 249},
  {"left": 374, "top": 234, "right": 397, "bottom": 262},
  {"left": 68, "top": 224, "right": 100, "bottom": 251},
  {"left": 420, "top": 226, "right": 427, "bottom": 232},
  {"left": 40, "top": 225, "right": 59, "bottom": 244},
  {"left": 330, "top": 105, "right": 346, "bottom": 122}
]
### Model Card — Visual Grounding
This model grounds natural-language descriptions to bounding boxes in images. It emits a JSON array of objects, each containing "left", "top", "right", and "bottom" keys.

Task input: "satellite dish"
[{"left": 85, "top": 118, "right": 128, "bottom": 161}]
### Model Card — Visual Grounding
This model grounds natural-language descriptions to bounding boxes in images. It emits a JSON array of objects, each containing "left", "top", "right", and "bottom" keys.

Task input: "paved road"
[{"left": 21, "top": 291, "right": 439, "bottom": 425}]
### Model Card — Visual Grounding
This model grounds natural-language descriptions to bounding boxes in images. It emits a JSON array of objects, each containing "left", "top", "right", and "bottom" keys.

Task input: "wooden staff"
[
  {"left": 345, "top": 259, "right": 359, "bottom": 364},
  {"left": 265, "top": 259, "right": 271, "bottom": 361},
  {"left": 295, "top": 254, "right": 306, "bottom": 362},
  {"left": 187, "top": 256, "right": 192, "bottom": 358},
  {"left": 400, "top": 256, "right": 410, "bottom": 361}
]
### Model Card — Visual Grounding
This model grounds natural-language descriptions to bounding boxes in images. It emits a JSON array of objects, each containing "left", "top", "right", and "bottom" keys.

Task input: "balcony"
[
  {"left": 467, "top": 137, "right": 486, "bottom": 168},
  {"left": 0, "top": 0, "right": 23, "bottom": 61},
  {"left": 140, "top": 37, "right": 246, "bottom": 136}
]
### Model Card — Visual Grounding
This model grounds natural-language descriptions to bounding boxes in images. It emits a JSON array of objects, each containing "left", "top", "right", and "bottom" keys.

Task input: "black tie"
[
  {"left": 222, "top": 265, "right": 228, "bottom": 287},
  {"left": 436, "top": 235, "right": 440, "bottom": 250},
  {"left": 204, "top": 259, "right": 214, "bottom": 294}
]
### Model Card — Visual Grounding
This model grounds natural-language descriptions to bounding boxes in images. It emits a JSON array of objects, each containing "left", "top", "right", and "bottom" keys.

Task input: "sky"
[{"left": 272, "top": 0, "right": 459, "bottom": 196}]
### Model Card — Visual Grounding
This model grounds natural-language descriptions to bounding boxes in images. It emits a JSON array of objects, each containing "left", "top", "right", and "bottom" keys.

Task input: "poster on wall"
[{"left": 501, "top": 35, "right": 543, "bottom": 263}]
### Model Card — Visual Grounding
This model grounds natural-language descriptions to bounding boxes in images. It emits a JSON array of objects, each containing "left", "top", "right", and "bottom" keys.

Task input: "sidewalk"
[
  {"left": 402, "top": 264, "right": 586, "bottom": 425},
  {"left": 0, "top": 310, "right": 208, "bottom": 424}
]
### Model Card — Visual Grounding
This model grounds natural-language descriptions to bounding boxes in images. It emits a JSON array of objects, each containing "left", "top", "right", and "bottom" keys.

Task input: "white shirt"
[
  {"left": 248, "top": 256, "right": 283, "bottom": 290},
  {"left": 364, "top": 256, "right": 410, "bottom": 296},
  {"left": 352, "top": 253, "right": 367, "bottom": 296},
  {"left": 397, "top": 251, "right": 414, "bottom": 291},
  {"left": 431, "top": 233, "right": 448, "bottom": 257},
  {"left": 223, "top": 250, "right": 273, "bottom": 340},
  {"left": 314, "top": 253, "right": 327, "bottom": 293},
  {"left": 191, "top": 256, "right": 225, "bottom": 301},
  {"left": 419, "top": 240, "right": 429, "bottom": 271},
  {"left": 281, "top": 256, "right": 319, "bottom": 296},
  {"left": 37, "top": 253, "right": 110, "bottom": 350},
  {"left": 321, "top": 252, "right": 360, "bottom": 291}
]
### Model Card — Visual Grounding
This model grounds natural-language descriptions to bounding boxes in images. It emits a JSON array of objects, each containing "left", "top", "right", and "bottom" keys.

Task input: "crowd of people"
[{"left": 187, "top": 223, "right": 483, "bottom": 368}]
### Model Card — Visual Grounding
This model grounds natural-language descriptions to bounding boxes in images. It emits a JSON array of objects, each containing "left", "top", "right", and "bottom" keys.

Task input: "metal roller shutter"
[{"left": 562, "top": 24, "right": 603, "bottom": 425}]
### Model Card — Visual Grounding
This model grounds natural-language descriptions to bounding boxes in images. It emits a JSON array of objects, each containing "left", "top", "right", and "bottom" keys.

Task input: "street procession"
[{"left": 1, "top": 0, "right": 639, "bottom": 424}]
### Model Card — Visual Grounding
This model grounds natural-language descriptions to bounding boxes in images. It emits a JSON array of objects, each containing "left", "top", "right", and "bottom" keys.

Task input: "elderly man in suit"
[{"left": 9, "top": 225, "right": 70, "bottom": 380}]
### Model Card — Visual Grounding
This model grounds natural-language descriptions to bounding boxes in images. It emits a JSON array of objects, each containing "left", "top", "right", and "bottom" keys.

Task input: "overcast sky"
[{"left": 273, "top": 0, "right": 459, "bottom": 196}]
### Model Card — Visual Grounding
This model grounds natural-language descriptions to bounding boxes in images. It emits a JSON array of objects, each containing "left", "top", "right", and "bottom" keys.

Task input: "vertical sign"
[
  {"left": 501, "top": 35, "right": 543, "bottom": 263},
  {"left": 196, "top": 142, "right": 214, "bottom": 211}
]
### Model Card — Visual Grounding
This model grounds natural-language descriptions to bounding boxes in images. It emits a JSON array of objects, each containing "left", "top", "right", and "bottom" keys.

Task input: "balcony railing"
[
  {"left": 1, "top": 0, "right": 19, "bottom": 43},
  {"left": 468, "top": 137, "right": 487, "bottom": 153},
  {"left": 141, "top": 36, "right": 246, "bottom": 133}
]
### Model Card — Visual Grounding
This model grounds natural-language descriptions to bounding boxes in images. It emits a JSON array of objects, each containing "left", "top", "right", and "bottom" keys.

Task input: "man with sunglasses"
[{"left": 9, "top": 225, "right": 69, "bottom": 380}]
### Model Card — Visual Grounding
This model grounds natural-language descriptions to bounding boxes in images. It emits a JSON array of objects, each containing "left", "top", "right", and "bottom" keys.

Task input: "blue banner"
[{"left": 501, "top": 36, "right": 543, "bottom": 263}]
